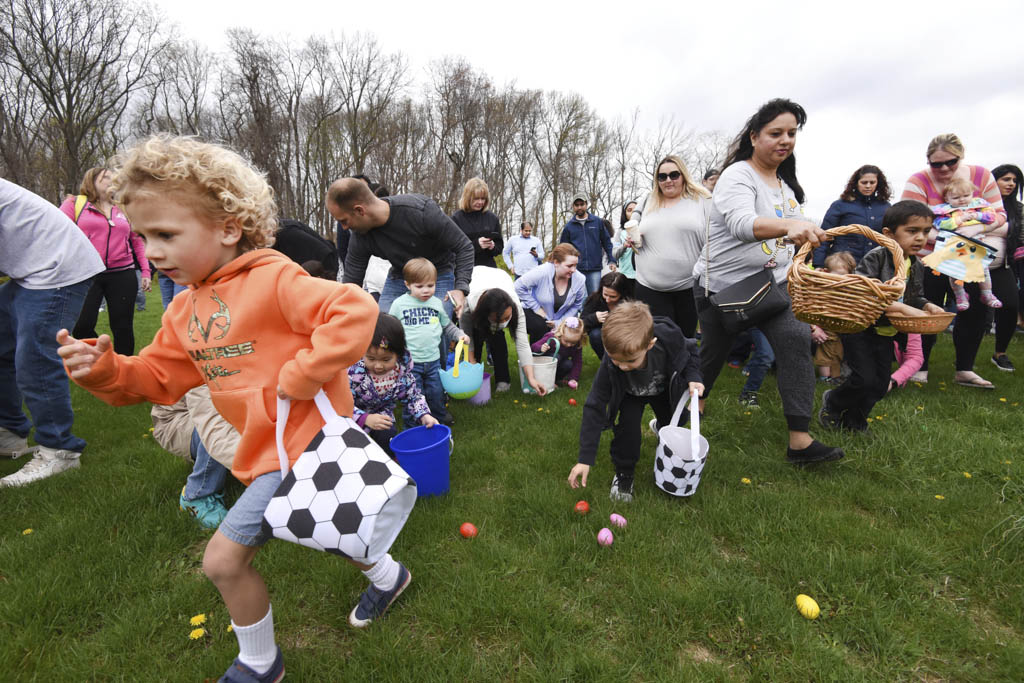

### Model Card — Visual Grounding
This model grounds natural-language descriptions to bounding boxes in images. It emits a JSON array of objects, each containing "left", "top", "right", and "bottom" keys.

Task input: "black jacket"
[
  {"left": 273, "top": 219, "right": 339, "bottom": 277},
  {"left": 856, "top": 246, "right": 929, "bottom": 328},
  {"left": 577, "top": 318, "right": 701, "bottom": 465},
  {"left": 451, "top": 209, "right": 504, "bottom": 268}
]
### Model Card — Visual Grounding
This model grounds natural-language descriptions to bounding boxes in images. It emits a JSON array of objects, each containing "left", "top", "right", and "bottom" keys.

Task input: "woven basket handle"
[{"left": 791, "top": 224, "right": 907, "bottom": 282}]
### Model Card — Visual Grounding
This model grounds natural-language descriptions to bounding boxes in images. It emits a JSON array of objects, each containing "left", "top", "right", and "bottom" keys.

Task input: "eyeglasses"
[
  {"left": 657, "top": 170, "right": 682, "bottom": 182},
  {"left": 928, "top": 158, "right": 959, "bottom": 169}
]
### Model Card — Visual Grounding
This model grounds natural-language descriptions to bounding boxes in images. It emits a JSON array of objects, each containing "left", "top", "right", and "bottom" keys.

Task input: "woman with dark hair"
[
  {"left": 514, "top": 243, "right": 587, "bottom": 342},
  {"left": 693, "top": 98, "right": 843, "bottom": 465},
  {"left": 989, "top": 163, "right": 1023, "bottom": 371},
  {"left": 811, "top": 164, "right": 893, "bottom": 267},
  {"left": 625, "top": 154, "right": 710, "bottom": 336},
  {"left": 459, "top": 266, "right": 547, "bottom": 395},
  {"left": 581, "top": 271, "right": 633, "bottom": 359},
  {"left": 611, "top": 201, "right": 638, "bottom": 280},
  {"left": 61, "top": 167, "right": 149, "bottom": 356},
  {"left": 900, "top": 133, "right": 1008, "bottom": 388}
]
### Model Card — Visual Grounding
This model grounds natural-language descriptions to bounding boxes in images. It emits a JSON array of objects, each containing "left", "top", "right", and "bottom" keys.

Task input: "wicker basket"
[
  {"left": 788, "top": 224, "right": 907, "bottom": 334},
  {"left": 886, "top": 312, "right": 955, "bottom": 335}
]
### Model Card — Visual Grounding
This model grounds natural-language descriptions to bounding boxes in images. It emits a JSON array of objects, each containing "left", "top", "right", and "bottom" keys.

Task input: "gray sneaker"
[
  {"left": 495, "top": 382, "right": 511, "bottom": 393},
  {"left": 0, "top": 447, "right": 80, "bottom": 487},
  {"left": 0, "top": 427, "right": 37, "bottom": 459},
  {"left": 610, "top": 473, "right": 634, "bottom": 503}
]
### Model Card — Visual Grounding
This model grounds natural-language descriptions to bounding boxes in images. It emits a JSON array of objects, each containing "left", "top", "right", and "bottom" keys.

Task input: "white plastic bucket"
[
  {"left": 517, "top": 339, "right": 559, "bottom": 394},
  {"left": 653, "top": 390, "right": 709, "bottom": 497}
]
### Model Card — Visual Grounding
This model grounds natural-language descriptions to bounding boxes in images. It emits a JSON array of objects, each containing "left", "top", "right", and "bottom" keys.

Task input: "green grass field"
[{"left": 2, "top": 289, "right": 1023, "bottom": 681}]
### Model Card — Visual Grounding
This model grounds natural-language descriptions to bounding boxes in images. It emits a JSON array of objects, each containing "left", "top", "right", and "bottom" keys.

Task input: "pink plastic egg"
[
  {"left": 609, "top": 513, "right": 627, "bottom": 528},
  {"left": 597, "top": 527, "right": 614, "bottom": 546}
]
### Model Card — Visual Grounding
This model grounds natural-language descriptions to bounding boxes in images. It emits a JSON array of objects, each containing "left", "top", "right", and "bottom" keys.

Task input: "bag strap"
[
  {"left": 73, "top": 195, "right": 88, "bottom": 223},
  {"left": 668, "top": 388, "right": 701, "bottom": 457},
  {"left": 703, "top": 200, "right": 711, "bottom": 297},
  {"left": 451, "top": 339, "right": 466, "bottom": 378},
  {"left": 274, "top": 390, "right": 339, "bottom": 476}
]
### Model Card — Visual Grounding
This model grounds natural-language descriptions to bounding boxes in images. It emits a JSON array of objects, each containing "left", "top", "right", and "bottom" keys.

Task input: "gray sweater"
[{"left": 692, "top": 161, "right": 812, "bottom": 293}]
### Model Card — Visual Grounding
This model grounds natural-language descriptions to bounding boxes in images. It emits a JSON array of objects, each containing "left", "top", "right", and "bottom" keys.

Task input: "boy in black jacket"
[
  {"left": 567, "top": 302, "right": 703, "bottom": 502},
  {"left": 820, "top": 201, "right": 945, "bottom": 432}
]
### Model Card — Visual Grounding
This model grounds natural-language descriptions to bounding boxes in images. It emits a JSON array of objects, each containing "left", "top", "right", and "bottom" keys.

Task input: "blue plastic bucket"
[{"left": 390, "top": 425, "right": 452, "bottom": 497}]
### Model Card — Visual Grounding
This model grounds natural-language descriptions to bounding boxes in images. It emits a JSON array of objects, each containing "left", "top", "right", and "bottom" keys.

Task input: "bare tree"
[
  {"left": 133, "top": 38, "right": 214, "bottom": 138},
  {"left": 533, "top": 91, "right": 591, "bottom": 248}
]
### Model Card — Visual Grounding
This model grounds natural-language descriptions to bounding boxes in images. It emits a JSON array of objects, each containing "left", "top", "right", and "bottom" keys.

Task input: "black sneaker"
[
  {"left": 991, "top": 354, "right": 1015, "bottom": 372},
  {"left": 818, "top": 389, "right": 841, "bottom": 430},
  {"left": 786, "top": 440, "right": 845, "bottom": 466},
  {"left": 738, "top": 391, "right": 760, "bottom": 408},
  {"left": 610, "top": 473, "right": 634, "bottom": 503}
]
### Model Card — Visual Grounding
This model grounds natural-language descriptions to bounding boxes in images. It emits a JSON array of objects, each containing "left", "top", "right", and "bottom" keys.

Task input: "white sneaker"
[
  {"left": 909, "top": 370, "right": 928, "bottom": 384},
  {"left": 649, "top": 418, "right": 659, "bottom": 436},
  {"left": 0, "top": 427, "right": 37, "bottom": 459},
  {"left": 495, "top": 382, "right": 511, "bottom": 393},
  {"left": 0, "top": 446, "right": 81, "bottom": 487}
]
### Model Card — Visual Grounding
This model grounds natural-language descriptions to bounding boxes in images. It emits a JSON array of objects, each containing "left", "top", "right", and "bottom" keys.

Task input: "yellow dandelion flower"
[
  {"left": 1013, "top": 403, "right": 1020, "bottom": 407},
  {"left": 22, "top": 528, "right": 32, "bottom": 535},
  {"left": 999, "top": 397, "right": 1008, "bottom": 403},
  {"left": 142, "top": 433, "right": 150, "bottom": 438},
  {"left": 934, "top": 495, "right": 945, "bottom": 500},
  {"left": 537, "top": 407, "right": 543, "bottom": 412},
  {"left": 148, "top": 427, "right": 155, "bottom": 432},
  {"left": 227, "top": 624, "right": 234, "bottom": 633},
  {"left": 744, "top": 411, "right": 751, "bottom": 416},
  {"left": 741, "top": 478, "right": 752, "bottom": 485},
  {"left": 866, "top": 418, "right": 874, "bottom": 423},
  {"left": 914, "top": 382, "right": 923, "bottom": 387},
  {"left": 189, "top": 613, "right": 206, "bottom": 626},
  {"left": 939, "top": 387, "right": 947, "bottom": 391},
  {"left": 189, "top": 628, "right": 206, "bottom": 640},
  {"left": 963, "top": 472, "right": 972, "bottom": 479},
  {"left": 916, "top": 405, "right": 924, "bottom": 411},
  {"left": 513, "top": 400, "right": 518, "bottom": 403},
  {"left": 1004, "top": 476, "right": 1011, "bottom": 481},
  {"left": 1003, "top": 460, "right": 1012, "bottom": 465}
]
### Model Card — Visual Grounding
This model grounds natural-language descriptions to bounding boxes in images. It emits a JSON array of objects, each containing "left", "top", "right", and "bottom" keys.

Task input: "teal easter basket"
[{"left": 440, "top": 340, "right": 484, "bottom": 399}]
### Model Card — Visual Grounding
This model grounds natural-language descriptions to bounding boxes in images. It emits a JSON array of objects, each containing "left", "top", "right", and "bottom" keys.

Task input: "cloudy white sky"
[{"left": 155, "top": 0, "right": 1024, "bottom": 219}]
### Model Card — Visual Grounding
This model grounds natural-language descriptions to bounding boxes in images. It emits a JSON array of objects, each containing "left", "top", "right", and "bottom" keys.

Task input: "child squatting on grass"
[
  {"left": 56, "top": 135, "right": 409, "bottom": 683},
  {"left": 567, "top": 302, "right": 704, "bottom": 502},
  {"left": 349, "top": 312, "right": 440, "bottom": 455},
  {"left": 819, "top": 201, "right": 945, "bottom": 432}
]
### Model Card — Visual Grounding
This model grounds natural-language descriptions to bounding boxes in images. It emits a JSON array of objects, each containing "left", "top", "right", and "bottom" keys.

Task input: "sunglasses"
[
  {"left": 928, "top": 158, "right": 959, "bottom": 169},
  {"left": 657, "top": 170, "right": 682, "bottom": 182}
]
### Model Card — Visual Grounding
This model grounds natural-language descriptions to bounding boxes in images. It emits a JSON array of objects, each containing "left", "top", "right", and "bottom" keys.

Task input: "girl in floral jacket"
[{"left": 348, "top": 313, "right": 438, "bottom": 454}]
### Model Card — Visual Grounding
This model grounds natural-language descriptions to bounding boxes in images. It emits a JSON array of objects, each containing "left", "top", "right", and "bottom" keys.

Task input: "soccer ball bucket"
[
  {"left": 653, "top": 391, "right": 709, "bottom": 497},
  {"left": 440, "top": 339, "right": 484, "bottom": 399}
]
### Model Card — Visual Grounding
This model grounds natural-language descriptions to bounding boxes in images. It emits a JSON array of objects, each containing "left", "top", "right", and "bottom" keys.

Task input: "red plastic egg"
[
  {"left": 459, "top": 522, "right": 478, "bottom": 539},
  {"left": 574, "top": 500, "right": 590, "bottom": 514},
  {"left": 568, "top": 398, "right": 577, "bottom": 406}
]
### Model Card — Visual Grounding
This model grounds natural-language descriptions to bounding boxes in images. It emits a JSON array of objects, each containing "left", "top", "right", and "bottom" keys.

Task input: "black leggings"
[
  {"left": 73, "top": 268, "right": 138, "bottom": 355},
  {"left": 991, "top": 266, "right": 1019, "bottom": 354},
  {"left": 634, "top": 283, "right": 698, "bottom": 337},
  {"left": 919, "top": 270, "right": 952, "bottom": 371},
  {"left": 471, "top": 328, "right": 510, "bottom": 384}
]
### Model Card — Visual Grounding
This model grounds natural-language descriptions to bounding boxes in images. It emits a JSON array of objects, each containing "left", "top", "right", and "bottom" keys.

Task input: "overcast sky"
[{"left": 154, "top": 0, "right": 1024, "bottom": 219}]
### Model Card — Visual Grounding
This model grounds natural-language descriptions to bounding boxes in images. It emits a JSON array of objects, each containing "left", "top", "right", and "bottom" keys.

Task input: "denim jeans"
[
  {"left": 0, "top": 277, "right": 92, "bottom": 451},
  {"left": 158, "top": 274, "right": 187, "bottom": 309},
  {"left": 742, "top": 328, "right": 775, "bottom": 394},
  {"left": 404, "top": 359, "right": 449, "bottom": 427},
  {"left": 379, "top": 269, "right": 456, "bottom": 367},
  {"left": 184, "top": 428, "right": 228, "bottom": 500},
  {"left": 581, "top": 269, "right": 602, "bottom": 296}
]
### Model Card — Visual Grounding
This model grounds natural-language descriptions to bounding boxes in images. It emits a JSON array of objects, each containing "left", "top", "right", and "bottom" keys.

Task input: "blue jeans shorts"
[{"left": 218, "top": 470, "right": 282, "bottom": 547}]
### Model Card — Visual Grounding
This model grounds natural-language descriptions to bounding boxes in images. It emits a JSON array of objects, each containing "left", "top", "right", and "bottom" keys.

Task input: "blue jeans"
[
  {"left": 158, "top": 274, "right": 187, "bottom": 309},
  {"left": 742, "top": 328, "right": 775, "bottom": 394},
  {"left": 581, "top": 269, "right": 602, "bottom": 296},
  {"left": 403, "top": 359, "right": 448, "bottom": 431},
  {"left": 219, "top": 470, "right": 281, "bottom": 547},
  {"left": 184, "top": 428, "right": 228, "bottom": 500},
  {"left": 0, "top": 278, "right": 91, "bottom": 451},
  {"left": 379, "top": 269, "right": 456, "bottom": 367}
]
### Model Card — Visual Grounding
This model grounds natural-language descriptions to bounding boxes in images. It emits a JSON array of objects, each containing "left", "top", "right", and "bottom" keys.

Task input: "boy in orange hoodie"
[{"left": 57, "top": 136, "right": 402, "bottom": 682}]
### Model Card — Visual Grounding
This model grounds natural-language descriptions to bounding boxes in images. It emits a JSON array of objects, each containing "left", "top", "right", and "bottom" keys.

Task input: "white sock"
[
  {"left": 362, "top": 553, "right": 400, "bottom": 591},
  {"left": 232, "top": 605, "right": 277, "bottom": 674}
]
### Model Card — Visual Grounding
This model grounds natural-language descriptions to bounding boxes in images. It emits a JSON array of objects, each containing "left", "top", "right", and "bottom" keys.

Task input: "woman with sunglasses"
[
  {"left": 624, "top": 155, "right": 708, "bottom": 336},
  {"left": 693, "top": 98, "right": 843, "bottom": 466},
  {"left": 900, "top": 134, "right": 1007, "bottom": 388}
]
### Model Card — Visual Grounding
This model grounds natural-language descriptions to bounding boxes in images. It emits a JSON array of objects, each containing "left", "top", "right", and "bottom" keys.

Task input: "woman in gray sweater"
[{"left": 692, "top": 98, "right": 843, "bottom": 466}]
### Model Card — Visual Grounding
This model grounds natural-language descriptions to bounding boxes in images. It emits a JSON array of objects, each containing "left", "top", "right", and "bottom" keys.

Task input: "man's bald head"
[{"left": 326, "top": 177, "right": 386, "bottom": 233}]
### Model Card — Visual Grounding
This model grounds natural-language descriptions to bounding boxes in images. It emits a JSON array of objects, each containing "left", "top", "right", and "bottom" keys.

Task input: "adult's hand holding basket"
[{"left": 788, "top": 224, "right": 907, "bottom": 334}]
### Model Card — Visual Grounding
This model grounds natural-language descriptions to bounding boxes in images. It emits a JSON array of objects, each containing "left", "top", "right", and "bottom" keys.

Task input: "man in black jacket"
[
  {"left": 567, "top": 302, "right": 703, "bottom": 502},
  {"left": 327, "top": 178, "right": 474, "bottom": 317}
]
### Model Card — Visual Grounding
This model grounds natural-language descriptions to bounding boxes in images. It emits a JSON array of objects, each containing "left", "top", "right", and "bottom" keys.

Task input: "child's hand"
[
  {"left": 540, "top": 342, "right": 550, "bottom": 352},
  {"left": 688, "top": 382, "right": 705, "bottom": 397},
  {"left": 923, "top": 302, "right": 945, "bottom": 315},
  {"left": 56, "top": 329, "right": 111, "bottom": 379},
  {"left": 596, "top": 311, "right": 608, "bottom": 323},
  {"left": 276, "top": 386, "right": 297, "bottom": 400},
  {"left": 568, "top": 463, "right": 590, "bottom": 489},
  {"left": 458, "top": 334, "right": 471, "bottom": 346},
  {"left": 420, "top": 414, "right": 439, "bottom": 428},
  {"left": 365, "top": 413, "right": 394, "bottom": 431},
  {"left": 809, "top": 325, "right": 829, "bottom": 344}
]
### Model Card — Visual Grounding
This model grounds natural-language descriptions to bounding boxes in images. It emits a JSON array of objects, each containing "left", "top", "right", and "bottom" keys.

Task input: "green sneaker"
[{"left": 179, "top": 486, "right": 228, "bottom": 530}]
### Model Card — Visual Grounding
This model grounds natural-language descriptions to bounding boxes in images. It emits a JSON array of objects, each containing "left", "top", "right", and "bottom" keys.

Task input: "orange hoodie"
[{"left": 71, "top": 249, "right": 378, "bottom": 485}]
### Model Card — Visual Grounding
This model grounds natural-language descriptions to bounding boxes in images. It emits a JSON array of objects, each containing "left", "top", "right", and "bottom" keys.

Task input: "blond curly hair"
[{"left": 110, "top": 135, "right": 277, "bottom": 250}]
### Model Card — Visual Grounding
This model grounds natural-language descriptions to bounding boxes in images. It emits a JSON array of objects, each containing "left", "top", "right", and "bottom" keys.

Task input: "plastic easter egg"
[
  {"left": 568, "top": 380, "right": 578, "bottom": 390},
  {"left": 568, "top": 398, "right": 577, "bottom": 406},
  {"left": 795, "top": 594, "right": 820, "bottom": 620},
  {"left": 609, "top": 513, "right": 627, "bottom": 528},
  {"left": 459, "top": 522, "right": 478, "bottom": 539},
  {"left": 597, "top": 527, "right": 614, "bottom": 546},
  {"left": 574, "top": 500, "right": 590, "bottom": 514}
]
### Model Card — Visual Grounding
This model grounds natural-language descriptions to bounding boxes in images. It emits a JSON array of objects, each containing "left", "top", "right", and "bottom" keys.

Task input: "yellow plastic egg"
[{"left": 795, "top": 594, "right": 820, "bottom": 620}]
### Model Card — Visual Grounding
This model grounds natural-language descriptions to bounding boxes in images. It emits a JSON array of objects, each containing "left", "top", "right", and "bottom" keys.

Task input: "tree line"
[{"left": 0, "top": 0, "right": 728, "bottom": 246}]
